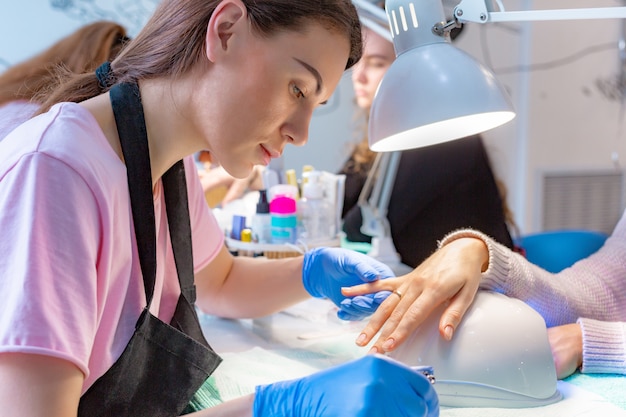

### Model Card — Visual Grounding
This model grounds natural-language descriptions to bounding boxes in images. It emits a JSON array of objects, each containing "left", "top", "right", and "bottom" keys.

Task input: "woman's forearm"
[{"left": 196, "top": 251, "right": 310, "bottom": 319}]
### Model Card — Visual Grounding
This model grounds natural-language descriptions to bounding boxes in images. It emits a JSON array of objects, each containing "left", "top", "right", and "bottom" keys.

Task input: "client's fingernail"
[
  {"left": 356, "top": 333, "right": 367, "bottom": 345},
  {"left": 368, "top": 346, "right": 379, "bottom": 354},
  {"left": 382, "top": 338, "right": 395, "bottom": 351},
  {"left": 443, "top": 325, "right": 454, "bottom": 341}
]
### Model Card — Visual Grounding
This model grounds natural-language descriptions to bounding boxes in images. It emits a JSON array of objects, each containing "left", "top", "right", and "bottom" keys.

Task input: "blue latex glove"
[
  {"left": 337, "top": 291, "right": 392, "bottom": 320},
  {"left": 254, "top": 354, "right": 439, "bottom": 417},
  {"left": 302, "top": 247, "right": 394, "bottom": 320}
]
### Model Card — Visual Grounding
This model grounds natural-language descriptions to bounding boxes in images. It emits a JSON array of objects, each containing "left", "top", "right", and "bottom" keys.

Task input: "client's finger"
[
  {"left": 368, "top": 289, "right": 442, "bottom": 354},
  {"left": 354, "top": 286, "right": 407, "bottom": 347},
  {"left": 437, "top": 287, "right": 477, "bottom": 341},
  {"left": 341, "top": 277, "right": 400, "bottom": 297}
]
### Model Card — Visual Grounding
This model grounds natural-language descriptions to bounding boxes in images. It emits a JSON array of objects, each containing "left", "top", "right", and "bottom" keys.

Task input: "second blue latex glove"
[
  {"left": 253, "top": 354, "right": 439, "bottom": 417},
  {"left": 302, "top": 247, "right": 394, "bottom": 320}
]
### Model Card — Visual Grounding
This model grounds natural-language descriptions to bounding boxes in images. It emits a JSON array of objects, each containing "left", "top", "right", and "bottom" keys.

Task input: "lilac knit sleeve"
[
  {"left": 577, "top": 318, "right": 626, "bottom": 374},
  {"left": 439, "top": 223, "right": 626, "bottom": 375}
]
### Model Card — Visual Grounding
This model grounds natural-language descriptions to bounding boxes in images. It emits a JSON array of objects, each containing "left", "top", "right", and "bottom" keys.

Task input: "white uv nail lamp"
[{"left": 388, "top": 291, "right": 562, "bottom": 408}]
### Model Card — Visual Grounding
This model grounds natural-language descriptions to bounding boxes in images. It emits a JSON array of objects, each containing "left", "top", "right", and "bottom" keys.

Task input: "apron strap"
[
  {"left": 111, "top": 82, "right": 197, "bottom": 308},
  {"left": 162, "top": 162, "right": 197, "bottom": 303},
  {"left": 110, "top": 82, "right": 156, "bottom": 307}
]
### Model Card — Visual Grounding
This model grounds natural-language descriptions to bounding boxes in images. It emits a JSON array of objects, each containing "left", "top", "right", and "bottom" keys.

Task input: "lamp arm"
[
  {"left": 357, "top": 151, "right": 401, "bottom": 237},
  {"left": 357, "top": 152, "right": 386, "bottom": 237},
  {"left": 352, "top": 0, "right": 393, "bottom": 41},
  {"left": 452, "top": 0, "right": 626, "bottom": 24},
  {"left": 377, "top": 151, "right": 401, "bottom": 222}
]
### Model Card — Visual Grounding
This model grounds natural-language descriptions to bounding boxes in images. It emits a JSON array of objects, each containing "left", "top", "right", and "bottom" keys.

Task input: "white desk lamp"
[
  {"left": 351, "top": 0, "right": 626, "bottom": 273},
  {"left": 362, "top": 0, "right": 626, "bottom": 151}
]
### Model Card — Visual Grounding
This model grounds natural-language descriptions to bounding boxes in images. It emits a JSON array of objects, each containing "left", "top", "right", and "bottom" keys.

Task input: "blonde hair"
[
  {"left": 495, "top": 178, "right": 520, "bottom": 238},
  {"left": 345, "top": 109, "right": 377, "bottom": 174}
]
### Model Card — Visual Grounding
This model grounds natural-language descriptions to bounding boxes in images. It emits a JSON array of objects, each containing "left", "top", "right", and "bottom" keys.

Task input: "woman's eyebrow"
[{"left": 294, "top": 58, "right": 323, "bottom": 95}]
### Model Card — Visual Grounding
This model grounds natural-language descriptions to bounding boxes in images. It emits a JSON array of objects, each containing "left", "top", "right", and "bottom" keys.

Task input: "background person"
[
  {"left": 0, "top": 20, "right": 129, "bottom": 140},
  {"left": 196, "top": 150, "right": 265, "bottom": 207},
  {"left": 339, "top": 4, "right": 517, "bottom": 268}
]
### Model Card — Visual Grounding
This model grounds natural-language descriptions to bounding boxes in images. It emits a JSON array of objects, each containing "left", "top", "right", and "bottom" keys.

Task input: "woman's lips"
[
  {"left": 260, "top": 145, "right": 281, "bottom": 165},
  {"left": 354, "top": 88, "right": 369, "bottom": 98}
]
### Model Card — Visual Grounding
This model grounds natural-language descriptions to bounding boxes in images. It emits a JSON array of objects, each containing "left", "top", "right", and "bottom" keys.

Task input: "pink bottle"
[{"left": 269, "top": 194, "right": 297, "bottom": 244}]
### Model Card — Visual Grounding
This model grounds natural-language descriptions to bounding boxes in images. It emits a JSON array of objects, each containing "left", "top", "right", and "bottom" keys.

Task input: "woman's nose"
[
  {"left": 282, "top": 109, "right": 312, "bottom": 147},
  {"left": 352, "top": 65, "right": 366, "bottom": 84}
]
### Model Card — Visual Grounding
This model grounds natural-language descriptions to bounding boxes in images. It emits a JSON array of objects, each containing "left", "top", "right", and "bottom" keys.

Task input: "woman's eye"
[
  {"left": 292, "top": 84, "right": 306, "bottom": 99},
  {"left": 369, "top": 59, "right": 390, "bottom": 69}
]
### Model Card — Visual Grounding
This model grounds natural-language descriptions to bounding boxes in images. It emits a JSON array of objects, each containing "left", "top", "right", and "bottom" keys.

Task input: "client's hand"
[
  {"left": 253, "top": 354, "right": 439, "bottom": 417},
  {"left": 547, "top": 323, "right": 583, "bottom": 379},
  {"left": 341, "top": 237, "right": 489, "bottom": 354},
  {"left": 198, "top": 165, "right": 264, "bottom": 206}
]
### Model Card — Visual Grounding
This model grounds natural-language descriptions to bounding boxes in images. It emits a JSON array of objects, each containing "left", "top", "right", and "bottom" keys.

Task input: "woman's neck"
[{"left": 82, "top": 76, "right": 205, "bottom": 186}]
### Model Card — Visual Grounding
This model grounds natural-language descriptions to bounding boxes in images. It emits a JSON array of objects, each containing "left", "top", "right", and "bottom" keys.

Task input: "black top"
[{"left": 339, "top": 135, "right": 515, "bottom": 268}]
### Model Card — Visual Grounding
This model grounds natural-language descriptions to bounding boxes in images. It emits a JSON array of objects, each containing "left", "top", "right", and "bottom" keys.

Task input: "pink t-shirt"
[{"left": 0, "top": 102, "right": 224, "bottom": 393}]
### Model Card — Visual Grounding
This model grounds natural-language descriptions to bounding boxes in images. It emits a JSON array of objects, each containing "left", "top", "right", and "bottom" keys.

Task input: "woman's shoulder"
[{"left": 2, "top": 102, "right": 125, "bottom": 187}]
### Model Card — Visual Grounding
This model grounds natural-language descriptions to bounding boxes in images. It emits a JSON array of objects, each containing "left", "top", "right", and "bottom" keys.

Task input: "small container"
[
  {"left": 301, "top": 165, "right": 314, "bottom": 185},
  {"left": 239, "top": 228, "right": 254, "bottom": 257},
  {"left": 285, "top": 169, "right": 300, "bottom": 199},
  {"left": 241, "top": 228, "right": 252, "bottom": 243},
  {"left": 298, "top": 171, "right": 334, "bottom": 242},
  {"left": 251, "top": 189, "right": 272, "bottom": 244},
  {"left": 270, "top": 194, "right": 297, "bottom": 244},
  {"left": 230, "top": 214, "right": 247, "bottom": 240}
]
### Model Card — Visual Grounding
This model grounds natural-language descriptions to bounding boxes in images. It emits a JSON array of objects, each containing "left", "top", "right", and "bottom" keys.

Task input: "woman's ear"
[{"left": 206, "top": 0, "right": 247, "bottom": 62}]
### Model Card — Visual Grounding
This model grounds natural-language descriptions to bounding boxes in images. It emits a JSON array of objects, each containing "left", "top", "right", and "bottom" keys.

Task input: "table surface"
[{"left": 199, "top": 298, "right": 626, "bottom": 416}]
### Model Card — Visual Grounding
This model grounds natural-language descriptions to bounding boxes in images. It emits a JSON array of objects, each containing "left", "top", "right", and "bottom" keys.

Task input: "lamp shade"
[{"left": 368, "top": 0, "right": 515, "bottom": 152}]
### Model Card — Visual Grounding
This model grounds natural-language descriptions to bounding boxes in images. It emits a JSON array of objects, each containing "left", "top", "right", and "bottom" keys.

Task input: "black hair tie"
[{"left": 95, "top": 62, "right": 113, "bottom": 91}]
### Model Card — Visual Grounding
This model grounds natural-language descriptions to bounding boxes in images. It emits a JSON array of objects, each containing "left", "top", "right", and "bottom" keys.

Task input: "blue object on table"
[
  {"left": 565, "top": 372, "right": 626, "bottom": 410},
  {"left": 230, "top": 215, "right": 247, "bottom": 240},
  {"left": 253, "top": 354, "right": 439, "bottom": 417},
  {"left": 515, "top": 229, "right": 608, "bottom": 273},
  {"left": 340, "top": 235, "right": 372, "bottom": 254}
]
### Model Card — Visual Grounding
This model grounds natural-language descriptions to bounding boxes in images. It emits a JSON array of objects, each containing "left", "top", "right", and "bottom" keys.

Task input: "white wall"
[
  {"left": 3, "top": 0, "right": 626, "bottom": 235},
  {"left": 454, "top": 0, "right": 626, "bottom": 233}
]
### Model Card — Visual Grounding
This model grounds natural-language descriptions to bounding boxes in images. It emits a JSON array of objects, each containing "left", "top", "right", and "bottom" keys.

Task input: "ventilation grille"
[{"left": 541, "top": 170, "right": 624, "bottom": 234}]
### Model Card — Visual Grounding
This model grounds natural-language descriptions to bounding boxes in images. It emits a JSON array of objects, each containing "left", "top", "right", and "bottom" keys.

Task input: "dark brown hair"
[
  {"left": 0, "top": 21, "right": 128, "bottom": 106},
  {"left": 38, "top": 0, "right": 362, "bottom": 112}
]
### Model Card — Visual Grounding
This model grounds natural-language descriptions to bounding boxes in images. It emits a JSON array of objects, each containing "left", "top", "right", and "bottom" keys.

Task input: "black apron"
[{"left": 78, "top": 82, "right": 222, "bottom": 417}]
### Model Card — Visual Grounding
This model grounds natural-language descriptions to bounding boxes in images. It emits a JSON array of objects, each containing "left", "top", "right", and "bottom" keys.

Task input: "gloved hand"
[
  {"left": 337, "top": 291, "right": 392, "bottom": 320},
  {"left": 302, "top": 247, "right": 394, "bottom": 320},
  {"left": 253, "top": 354, "right": 439, "bottom": 417}
]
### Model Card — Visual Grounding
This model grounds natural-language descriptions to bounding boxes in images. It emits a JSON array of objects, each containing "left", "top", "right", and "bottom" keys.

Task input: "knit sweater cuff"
[
  {"left": 577, "top": 318, "right": 626, "bottom": 374},
  {"left": 438, "top": 229, "right": 510, "bottom": 290}
]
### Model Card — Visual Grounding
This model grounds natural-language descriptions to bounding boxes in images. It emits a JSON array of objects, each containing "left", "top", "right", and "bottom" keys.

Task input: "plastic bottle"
[
  {"left": 230, "top": 214, "right": 247, "bottom": 240},
  {"left": 301, "top": 165, "right": 314, "bottom": 186},
  {"left": 285, "top": 169, "right": 300, "bottom": 199},
  {"left": 297, "top": 171, "right": 334, "bottom": 243},
  {"left": 270, "top": 194, "right": 298, "bottom": 244},
  {"left": 251, "top": 189, "right": 272, "bottom": 244}
]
